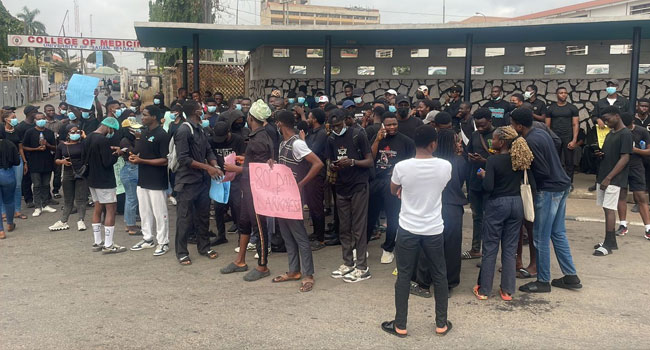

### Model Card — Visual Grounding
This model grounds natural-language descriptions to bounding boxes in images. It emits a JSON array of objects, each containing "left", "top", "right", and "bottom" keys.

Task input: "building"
[{"left": 260, "top": 0, "right": 380, "bottom": 26}]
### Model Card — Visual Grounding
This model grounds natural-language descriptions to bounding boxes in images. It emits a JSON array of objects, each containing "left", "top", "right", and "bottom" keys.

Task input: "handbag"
[
  {"left": 521, "top": 170, "right": 535, "bottom": 222},
  {"left": 66, "top": 144, "right": 87, "bottom": 179}
]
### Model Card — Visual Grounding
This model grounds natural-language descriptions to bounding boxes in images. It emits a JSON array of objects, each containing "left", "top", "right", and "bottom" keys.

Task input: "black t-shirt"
[
  {"left": 482, "top": 153, "right": 524, "bottom": 199},
  {"left": 365, "top": 123, "right": 381, "bottom": 142},
  {"left": 467, "top": 129, "right": 495, "bottom": 191},
  {"left": 529, "top": 99, "right": 547, "bottom": 118},
  {"left": 327, "top": 128, "right": 372, "bottom": 196},
  {"left": 81, "top": 118, "right": 100, "bottom": 135},
  {"left": 353, "top": 103, "right": 371, "bottom": 120},
  {"left": 634, "top": 114, "right": 650, "bottom": 133},
  {"left": 15, "top": 120, "right": 34, "bottom": 142},
  {"left": 85, "top": 132, "right": 118, "bottom": 189},
  {"left": 598, "top": 127, "right": 633, "bottom": 188},
  {"left": 135, "top": 126, "right": 170, "bottom": 190},
  {"left": 1, "top": 128, "right": 22, "bottom": 149},
  {"left": 546, "top": 103, "right": 579, "bottom": 141},
  {"left": 483, "top": 99, "right": 513, "bottom": 127},
  {"left": 55, "top": 142, "right": 84, "bottom": 177},
  {"left": 397, "top": 116, "right": 424, "bottom": 140},
  {"left": 629, "top": 125, "right": 649, "bottom": 168},
  {"left": 23, "top": 127, "right": 55, "bottom": 173},
  {"left": 371, "top": 132, "right": 415, "bottom": 179},
  {"left": 213, "top": 132, "right": 246, "bottom": 168},
  {"left": 442, "top": 155, "right": 468, "bottom": 206}
]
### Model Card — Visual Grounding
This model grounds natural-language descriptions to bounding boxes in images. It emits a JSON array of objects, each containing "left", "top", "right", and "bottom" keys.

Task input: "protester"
[
  {"left": 546, "top": 87, "right": 580, "bottom": 186},
  {"left": 22, "top": 112, "right": 57, "bottom": 217},
  {"left": 524, "top": 85, "right": 547, "bottom": 122},
  {"left": 129, "top": 105, "right": 171, "bottom": 256},
  {"left": 49, "top": 125, "right": 88, "bottom": 231},
  {"left": 153, "top": 92, "right": 169, "bottom": 112},
  {"left": 510, "top": 108, "right": 581, "bottom": 293},
  {"left": 118, "top": 117, "right": 141, "bottom": 236},
  {"left": 16, "top": 105, "right": 37, "bottom": 208},
  {"left": 382, "top": 124, "right": 451, "bottom": 338},
  {"left": 443, "top": 85, "right": 463, "bottom": 118},
  {"left": 57, "top": 102, "right": 69, "bottom": 121},
  {"left": 593, "top": 79, "right": 629, "bottom": 127},
  {"left": 304, "top": 108, "right": 328, "bottom": 250},
  {"left": 85, "top": 116, "right": 126, "bottom": 254},
  {"left": 457, "top": 102, "right": 474, "bottom": 146},
  {"left": 44, "top": 104, "right": 63, "bottom": 199},
  {"left": 483, "top": 86, "right": 513, "bottom": 127},
  {"left": 474, "top": 126, "right": 533, "bottom": 301},
  {"left": 0, "top": 109, "right": 27, "bottom": 220},
  {"left": 394, "top": 95, "right": 423, "bottom": 139},
  {"left": 327, "top": 110, "right": 374, "bottom": 283},
  {"left": 0, "top": 126, "right": 20, "bottom": 239}
]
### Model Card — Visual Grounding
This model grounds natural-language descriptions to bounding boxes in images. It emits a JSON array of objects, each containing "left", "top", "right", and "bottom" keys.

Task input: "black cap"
[
  {"left": 352, "top": 88, "right": 364, "bottom": 97},
  {"left": 395, "top": 94, "right": 410, "bottom": 105},
  {"left": 24, "top": 105, "right": 39, "bottom": 115},
  {"left": 213, "top": 121, "right": 230, "bottom": 143},
  {"left": 2, "top": 106, "right": 16, "bottom": 111}
]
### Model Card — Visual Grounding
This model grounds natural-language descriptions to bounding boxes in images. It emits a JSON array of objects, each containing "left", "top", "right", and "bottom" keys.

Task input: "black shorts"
[{"left": 628, "top": 162, "right": 646, "bottom": 192}]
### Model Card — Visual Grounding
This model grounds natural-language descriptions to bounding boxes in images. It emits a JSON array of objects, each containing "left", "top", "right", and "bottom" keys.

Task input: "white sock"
[
  {"left": 92, "top": 223, "right": 102, "bottom": 245},
  {"left": 104, "top": 226, "right": 115, "bottom": 247},
  {"left": 620, "top": 220, "right": 628, "bottom": 227},
  {"left": 645, "top": 224, "right": 650, "bottom": 231}
]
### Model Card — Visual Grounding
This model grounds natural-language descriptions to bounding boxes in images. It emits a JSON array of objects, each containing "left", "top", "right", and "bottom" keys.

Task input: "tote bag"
[{"left": 521, "top": 170, "right": 535, "bottom": 222}]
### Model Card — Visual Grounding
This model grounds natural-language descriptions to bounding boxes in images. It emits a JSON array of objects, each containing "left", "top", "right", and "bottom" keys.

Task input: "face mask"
[
  {"left": 332, "top": 127, "right": 347, "bottom": 136},
  {"left": 106, "top": 131, "right": 114, "bottom": 139},
  {"left": 69, "top": 133, "right": 81, "bottom": 141},
  {"left": 235, "top": 104, "right": 242, "bottom": 111},
  {"left": 397, "top": 107, "right": 409, "bottom": 118},
  {"left": 60, "top": 109, "right": 67, "bottom": 115},
  {"left": 207, "top": 106, "right": 217, "bottom": 113},
  {"left": 388, "top": 105, "right": 397, "bottom": 113},
  {"left": 9, "top": 118, "right": 18, "bottom": 127},
  {"left": 510, "top": 103, "right": 518, "bottom": 109},
  {"left": 153, "top": 98, "right": 161, "bottom": 105},
  {"left": 288, "top": 98, "right": 295, "bottom": 104},
  {"left": 67, "top": 112, "right": 77, "bottom": 121},
  {"left": 115, "top": 109, "right": 122, "bottom": 118},
  {"left": 354, "top": 97, "right": 363, "bottom": 104},
  {"left": 244, "top": 122, "right": 248, "bottom": 129},
  {"left": 169, "top": 112, "right": 177, "bottom": 121},
  {"left": 121, "top": 107, "right": 127, "bottom": 112},
  {"left": 493, "top": 96, "right": 501, "bottom": 101},
  {"left": 524, "top": 91, "right": 533, "bottom": 99},
  {"left": 232, "top": 121, "right": 244, "bottom": 130},
  {"left": 606, "top": 87, "right": 617, "bottom": 95},
  {"left": 130, "top": 106, "right": 137, "bottom": 112},
  {"left": 200, "top": 111, "right": 205, "bottom": 120},
  {"left": 298, "top": 97, "right": 305, "bottom": 104},
  {"left": 35, "top": 119, "right": 47, "bottom": 128},
  {"left": 81, "top": 112, "right": 90, "bottom": 119},
  {"left": 201, "top": 120, "right": 210, "bottom": 128}
]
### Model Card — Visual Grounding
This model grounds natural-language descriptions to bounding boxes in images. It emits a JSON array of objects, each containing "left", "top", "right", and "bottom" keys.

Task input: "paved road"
[{"left": 1, "top": 197, "right": 648, "bottom": 349}]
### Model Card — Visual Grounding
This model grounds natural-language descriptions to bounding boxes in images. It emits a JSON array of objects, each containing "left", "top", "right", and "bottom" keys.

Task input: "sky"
[{"left": 5, "top": 0, "right": 589, "bottom": 70}]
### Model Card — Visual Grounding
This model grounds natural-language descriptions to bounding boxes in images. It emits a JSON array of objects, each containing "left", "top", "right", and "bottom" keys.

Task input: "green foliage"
[
  {"left": 86, "top": 51, "right": 115, "bottom": 66},
  {"left": 16, "top": 6, "right": 46, "bottom": 35},
  {"left": 0, "top": 1, "right": 22, "bottom": 62},
  {"left": 18, "top": 53, "right": 39, "bottom": 75},
  {"left": 51, "top": 56, "right": 80, "bottom": 79}
]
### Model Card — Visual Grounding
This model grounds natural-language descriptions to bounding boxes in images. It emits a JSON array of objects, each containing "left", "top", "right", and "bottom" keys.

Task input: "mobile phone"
[{"left": 120, "top": 147, "right": 128, "bottom": 152}]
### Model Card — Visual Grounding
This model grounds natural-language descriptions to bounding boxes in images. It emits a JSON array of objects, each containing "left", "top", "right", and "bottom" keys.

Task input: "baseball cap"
[
  {"left": 342, "top": 100, "right": 355, "bottom": 109},
  {"left": 395, "top": 94, "right": 410, "bottom": 105},
  {"left": 24, "top": 105, "right": 39, "bottom": 115},
  {"left": 213, "top": 121, "right": 230, "bottom": 143},
  {"left": 606, "top": 79, "right": 620, "bottom": 86},
  {"left": 101, "top": 116, "right": 120, "bottom": 130},
  {"left": 352, "top": 88, "right": 364, "bottom": 97},
  {"left": 249, "top": 99, "right": 272, "bottom": 122},
  {"left": 318, "top": 95, "right": 329, "bottom": 103},
  {"left": 121, "top": 118, "right": 143, "bottom": 129},
  {"left": 2, "top": 106, "right": 16, "bottom": 111},
  {"left": 386, "top": 89, "right": 398, "bottom": 96},
  {"left": 418, "top": 85, "right": 429, "bottom": 92}
]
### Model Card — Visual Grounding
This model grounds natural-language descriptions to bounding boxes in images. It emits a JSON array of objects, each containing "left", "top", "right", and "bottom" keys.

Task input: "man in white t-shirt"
[
  {"left": 271, "top": 111, "right": 324, "bottom": 292},
  {"left": 381, "top": 124, "right": 453, "bottom": 338}
]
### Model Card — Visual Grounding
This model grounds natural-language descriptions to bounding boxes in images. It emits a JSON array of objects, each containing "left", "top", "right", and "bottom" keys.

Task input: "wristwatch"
[{"left": 351, "top": 159, "right": 355, "bottom": 167}]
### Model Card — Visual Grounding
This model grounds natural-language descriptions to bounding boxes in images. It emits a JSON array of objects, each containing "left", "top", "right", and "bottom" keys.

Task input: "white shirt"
[
  {"left": 280, "top": 138, "right": 312, "bottom": 161},
  {"left": 391, "top": 157, "right": 451, "bottom": 235},
  {"left": 607, "top": 97, "right": 617, "bottom": 106}
]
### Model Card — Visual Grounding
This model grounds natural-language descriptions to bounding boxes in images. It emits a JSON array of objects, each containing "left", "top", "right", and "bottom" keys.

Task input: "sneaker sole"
[
  {"left": 343, "top": 275, "right": 372, "bottom": 283},
  {"left": 102, "top": 248, "right": 127, "bottom": 254},
  {"left": 153, "top": 250, "right": 169, "bottom": 256},
  {"left": 130, "top": 245, "right": 155, "bottom": 251},
  {"left": 49, "top": 226, "right": 69, "bottom": 231}
]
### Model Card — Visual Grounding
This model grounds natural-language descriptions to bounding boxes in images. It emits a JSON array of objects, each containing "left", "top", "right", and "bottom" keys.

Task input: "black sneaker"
[
  {"left": 615, "top": 225, "right": 628, "bottom": 236},
  {"left": 519, "top": 281, "right": 551, "bottom": 293},
  {"left": 227, "top": 224, "right": 238, "bottom": 233},
  {"left": 52, "top": 192, "right": 62, "bottom": 199},
  {"left": 325, "top": 237, "right": 341, "bottom": 246},
  {"left": 26, "top": 202, "right": 35, "bottom": 208},
  {"left": 47, "top": 199, "right": 59, "bottom": 205},
  {"left": 409, "top": 282, "right": 432, "bottom": 298},
  {"left": 310, "top": 241, "right": 326, "bottom": 251},
  {"left": 588, "top": 184, "right": 597, "bottom": 192},
  {"left": 210, "top": 236, "right": 228, "bottom": 246},
  {"left": 187, "top": 235, "right": 197, "bottom": 244},
  {"left": 551, "top": 275, "right": 582, "bottom": 290}
]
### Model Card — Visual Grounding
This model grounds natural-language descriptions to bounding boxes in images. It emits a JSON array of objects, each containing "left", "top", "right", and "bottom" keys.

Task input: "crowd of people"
[{"left": 1, "top": 78, "right": 647, "bottom": 337}]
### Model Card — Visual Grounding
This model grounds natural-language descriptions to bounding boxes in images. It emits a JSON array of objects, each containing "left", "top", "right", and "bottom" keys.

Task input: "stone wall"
[{"left": 250, "top": 78, "right": 650, "bottom": 125}]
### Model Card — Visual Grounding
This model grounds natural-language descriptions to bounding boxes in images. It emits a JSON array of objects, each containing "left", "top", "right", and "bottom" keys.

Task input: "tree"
[
  {"left": 0, "top": 1, "right": 22, "bottom": 62},
  {"left": 86, "top": 51, "right": 115, "bottom": 66},
  {"left": 17, "top": 53, "right": 39, "bottom": 75},
  {"left": 51, "top": 56, "right": 80, "bottom": 79},
  {"left": 16, "top": 6, "right": 46, "bottom": 35}
]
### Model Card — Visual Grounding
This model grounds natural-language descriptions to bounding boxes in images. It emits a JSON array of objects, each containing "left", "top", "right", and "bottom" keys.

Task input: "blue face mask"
[
  {"left": 106, "top": 132, "right": 114, "bottom": 139},
  {"left": 9, "top": 118, "right": 18, "bottom": 127},
  {"left": 67, "top": 112, "right": 77, "bottom": 121},
  {"left": 201, "top": 120, "right": 210, "bottom": 128},
  {"left": 388, "top": 105, "right": 397, "bottom": 113},
  {"left": 130, "top": 107, "right": 137, "bottom": 112},
  {"left": 288, "top": 98, "right": 295, "bottom": 104},
  {"left": 235, "top": 104, "right": 242, "bottom": 111},
  {"left": 354, "top": 97, "right": 363, "bottom": 104},
  {"left": 332, "top": 127, "right": 347, "bottom": 137},
  {"left": 82, "top": 112, "right": 90, "bottom": 119},
  {"left": 168, "top": 112, "right": 177, "bottom": 121},
  {"left": 153, "top": 98, "right": 161, "bottom": 105},
  {"left": 35, "top": 119, "right": 47, "bottom": 128},
  {"left": 69, "top": 133, "right": 81, "bottom": 141},
  {"left": 115, "top": 109, "right": 122, "bottom": 118},
  {"left": 298, "top": 97, "right": 305, "bottom": 104},
  {"left": 606, "top": 87, "right": 617, "bottom": 95},
  {"left": 60, "top": 109, "right": 67, "bottom": 115},
  {"left": 207, "top": 106, "right": 217, "bottom": 113}
]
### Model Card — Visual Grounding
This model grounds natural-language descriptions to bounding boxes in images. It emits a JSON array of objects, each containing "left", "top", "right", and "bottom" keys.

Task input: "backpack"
[{"left": 167, "top": 122, "right": 193, "bottom": 172}]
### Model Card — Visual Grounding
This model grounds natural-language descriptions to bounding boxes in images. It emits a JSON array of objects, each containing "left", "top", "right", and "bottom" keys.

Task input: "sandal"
[
  {"left": 203, "top": 250, "right": 218, "bottom": 259},
  {"left": 6, "top": 223, "right": 15, "bottom": 232},
  {"left": 128, "top": 230, "right": 142, "bottom": 236},
  {"left": 516, "top": 268, "right": 536, "bottom": 279},
  {"left": 436, "top": 321, "right": 453, "bottom": 336},
  {"left": 499, "top": 288, "right": 512, "bottom": 301},
  {"left": 300, "top": 280, "right": 314, "bottom": 292},
  {"left": 381, "top": 321, "right": 407, "bottom": 338},
  {"left": 14, "top": 213, "right": 27, "bottom": 220},
  {"left": 462, "top": 250, "right": 481, "bottom": 260},
  {"left": 272, "top": 273, "right": 302, "bottom": 283},
  {"left": 178, "top": 256, "right": 192, "bottom": 265},
  {"left": 473, "top": 285, "right": 488, "bottom": 300}
]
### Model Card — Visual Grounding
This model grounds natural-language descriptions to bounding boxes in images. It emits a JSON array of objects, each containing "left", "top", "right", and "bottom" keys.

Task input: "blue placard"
[
  {"left": 210, "top": 179, "right": 231, "bottom": 204},
  {"left": 96, "top": 51, "right": 103, "bottom": 68},
  {"left": 65, "top": 74, "right": 100, "bottom": 109}
]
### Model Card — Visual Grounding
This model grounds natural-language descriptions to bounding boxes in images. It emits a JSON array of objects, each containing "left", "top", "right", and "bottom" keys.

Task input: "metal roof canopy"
[{"left": 134, "top": 15, "right": 650, "bottom": 50}]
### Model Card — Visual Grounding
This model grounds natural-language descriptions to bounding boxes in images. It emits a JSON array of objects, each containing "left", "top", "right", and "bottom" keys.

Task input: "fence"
[
  {"left": 174, "top": 61, "right": 245, "bottom": 100},
  {"left": 0, "top": 76, "right": 42, "bottom": 108}
]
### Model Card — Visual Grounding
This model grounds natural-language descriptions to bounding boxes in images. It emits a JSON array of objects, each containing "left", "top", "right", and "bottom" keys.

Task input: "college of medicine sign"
[{"left": 8, "top": 34, "right": 165, "bottom": 53}]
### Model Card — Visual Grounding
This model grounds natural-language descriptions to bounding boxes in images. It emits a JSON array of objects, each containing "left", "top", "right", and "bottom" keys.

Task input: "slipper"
[
  {"left": 220, "top": 262, "right": 248, "bottom": 274},
  {"left": 128, "top": 230, "right": 142, "bottom": 236},
  {"left": 461, "top": 250, "right": 481, "bottom": 260},
  {"left": 6, "top": 223, "right": 15, "bottom": 232},
  {"left": 243, "top": 268, "right": 271, "bottom": 282},
  {"left": 202, "top": 250, "right": 218, "bottom": 259},
  {"left": 436, "top": 321, "right": 452, "bottom": 336},
  {"left": 14, "top": 213, "right": 27, "bottom": 220},
  {"left": 516, "top": 268, "right": 535, "bottom": 279},
  {"left": 593, "top": 246, "right": 612, "bottom": 256},
  {"left": 551, "top": 276, "right": 583, "bottom": 290},
  {"left": 473, "top": 285, "right": 488, "bottom": 300},
  {"left": 178, "top": 256, "right": 192, "bottom": 265},
  {"left": 300, "top": 280, "right": 314, "bottom": 292},
  {"left": 272, "top": 273, "right": 302, "bottom": 283},
  {"left": 381, "top": 321, "right": 407, "bottom": 338},
  {"left": 593, "top": 242, "right": 617, "bottom": 251}
]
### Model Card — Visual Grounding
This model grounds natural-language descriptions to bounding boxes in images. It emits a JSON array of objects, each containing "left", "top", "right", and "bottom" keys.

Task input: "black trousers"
[
  {"left": 22, "top": 168, "right": 32, "bottom": 204},
  {"left": 304, "top": 174, "right": 325, "bottom": 242},
  {"left": 215, "top": 180, "right": 241, "bottom": 237},
  {"left": 394, "top": 227, "right": 448, "bottom": 330},
  {"left": 175, "top": 181, "right": 211, "bottom": 259},
  {"left": 366, "top": 177, "right": 400, "bottom": 252},
  {"left": 469, "top": 189, "right": 486, "bottom": 252},
  {"left": 52, "top": 164, "right": 62, "bottom": 193},
  {"left": 559, "top": 140, "right": 575, "bottom": 183},
  {"left": 239, "top": 186, "right": 269, "bottom": 267}
]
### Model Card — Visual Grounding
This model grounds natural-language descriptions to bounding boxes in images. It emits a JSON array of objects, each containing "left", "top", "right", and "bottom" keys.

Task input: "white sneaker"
[
  {"left": 42, "top": 206, "right": 57, "bottom": 213},
  {"left": 352, "top": 249, "right": 369, "bottom": 261},
  {"left": 32, "top": 208, "right": 42, "bottom": 217},
  {"left": 168, "top": 196, "right": 177, "bottom": 206},
  {"left": 234, "top": 246, "right": 240, "bottom": 253},
  {"left": 343, "top": 267, "right": 371, "bottom": 283},
  {"left": 246, "top": 243, "right": 256, "bottom": 251},
  {"left": 48, "top": 220, "right": 69, "bottom": 231},
  {"left": 153, "top": 244, "right": 169, "bottom": 256},
  {"left": 77, "top": 220, "right": 87, "bottom": 231},
  {"left": 331, "top": 264, "right": 355, "bottom": 279},
  {"left": 131, "top": 239, "right": 156, "bottom": 251},
  {"left": 380, "top": 250, "right": 395, "bottom": 264},
  {"left": 254, "top": 247, "right": 271, "bottom": 259}
]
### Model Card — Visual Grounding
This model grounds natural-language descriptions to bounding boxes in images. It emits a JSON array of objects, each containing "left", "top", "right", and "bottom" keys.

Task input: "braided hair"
[{"left": 493, "top": 126, "right": 534, "bottom": 171}]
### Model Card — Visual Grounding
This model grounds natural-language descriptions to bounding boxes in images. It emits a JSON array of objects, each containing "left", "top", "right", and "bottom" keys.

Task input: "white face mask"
[
  {"left": 524, "top": 91, "right": 533, "bottom": 100},
  {"left": 332, "top": 127, "right": 347, "bottom": 137}
]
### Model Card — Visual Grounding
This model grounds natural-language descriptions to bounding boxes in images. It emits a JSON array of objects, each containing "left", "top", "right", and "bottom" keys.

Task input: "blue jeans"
[
  {"left": 533, "top": 189, "right": 577, "bottom": 282},
  {"left": 0, "top": 158, "right": 22, "bottom": 215},
  {"left": 0, "top": 167, "right": 16, "bottom": 231},
  {"left": 120, "top": 163, "right": 139, "bottom": 227}
]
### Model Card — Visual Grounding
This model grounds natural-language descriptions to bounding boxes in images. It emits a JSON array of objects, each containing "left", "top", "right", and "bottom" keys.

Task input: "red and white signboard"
[{"left": 7, "top": 34, "right": 165, "bottom": 53}]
